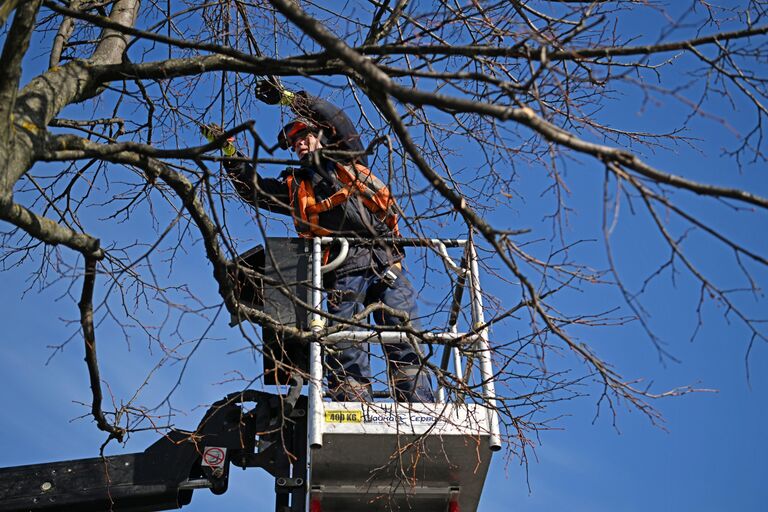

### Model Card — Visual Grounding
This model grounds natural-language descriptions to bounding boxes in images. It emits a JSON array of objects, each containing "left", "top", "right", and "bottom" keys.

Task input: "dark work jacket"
[{"left": 226, "top": 96, "right": 400, "bottom": 276}]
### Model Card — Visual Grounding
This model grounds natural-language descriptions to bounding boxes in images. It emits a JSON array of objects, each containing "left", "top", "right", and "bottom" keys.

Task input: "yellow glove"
[
  {"left": 200, "top": 123, "right": 237, "bottom": 157},
  {"left": 278, "top": 89, "right": 295, "bottom": 106}
]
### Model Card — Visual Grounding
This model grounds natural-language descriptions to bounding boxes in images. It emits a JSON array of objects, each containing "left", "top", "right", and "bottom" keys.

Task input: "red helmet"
[{"left": 277, "top": 118, "right": 319, "bottom": 150}]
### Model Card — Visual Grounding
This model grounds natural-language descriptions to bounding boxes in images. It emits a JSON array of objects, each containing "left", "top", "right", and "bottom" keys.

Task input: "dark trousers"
[{"left": 325, "top": 267, "right": 435, "bottom": 402}]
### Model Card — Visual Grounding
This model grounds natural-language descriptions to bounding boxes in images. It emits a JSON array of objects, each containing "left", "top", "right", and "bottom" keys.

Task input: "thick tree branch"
[
  {"left": 49, "top": 0, "right": 82, "bottom": 69},
  {"left": 43, "top": 122, "right": 256, "bottom": 160},
  {"left": 79, "top": 254, "right": 125, "bottom": 441},
  {"left": 2, "top": 0, "right": 140, "bottom": 202},
  {"left": 0, "top": 194, "right": 103, "bottom": 257},
  {"left": 90, "top": 0, "right": 139, "bottom": 63},
  {"left": 90, "top": 53, "right": 342, "bottom": 82},
  {"left": 0, "top": 0, "right": 42, "bottom": 142}
]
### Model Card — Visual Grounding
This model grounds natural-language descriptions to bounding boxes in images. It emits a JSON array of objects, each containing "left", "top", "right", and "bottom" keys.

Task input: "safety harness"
[{"left": 285, "top": 162, "right": 401, "bottom": 239}]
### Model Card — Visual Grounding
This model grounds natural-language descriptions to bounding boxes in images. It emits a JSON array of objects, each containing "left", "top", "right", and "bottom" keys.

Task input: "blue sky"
[{"left": 1, "top": 1, "right": 767, "bottom": 511}]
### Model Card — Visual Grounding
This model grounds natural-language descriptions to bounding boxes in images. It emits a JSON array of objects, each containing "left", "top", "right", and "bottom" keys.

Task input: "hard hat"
[{"left": 278, "top": 118, "right": 319, "bottom": 150}]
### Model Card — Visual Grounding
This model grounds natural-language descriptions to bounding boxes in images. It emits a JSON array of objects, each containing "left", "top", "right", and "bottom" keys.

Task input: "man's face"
[{"left": 292, "top": 132, "right": 323, "bottom": 159}]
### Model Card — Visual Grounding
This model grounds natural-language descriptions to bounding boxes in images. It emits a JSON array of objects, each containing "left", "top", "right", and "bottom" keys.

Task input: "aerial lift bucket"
[{"left": 236, "top": 237, "right": 501, "bottom": 512}]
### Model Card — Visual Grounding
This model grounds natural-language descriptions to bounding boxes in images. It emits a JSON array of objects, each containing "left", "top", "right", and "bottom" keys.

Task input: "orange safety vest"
[{"left": 285, "top": 162, "right": 401, "bottom": 239}]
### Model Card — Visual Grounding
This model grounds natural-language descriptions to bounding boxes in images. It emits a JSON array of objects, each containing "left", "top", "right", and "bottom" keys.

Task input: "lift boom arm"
[{"left": 0, "top": 390, "right": 307, "bottom": 512}]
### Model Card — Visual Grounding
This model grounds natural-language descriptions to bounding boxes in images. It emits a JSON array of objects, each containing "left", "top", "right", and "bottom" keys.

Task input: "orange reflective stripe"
[
  {"left": 302, "top": 180, "right": 319, "bottom": 230},
  {"left": 287, "top": 175, "right": 334, "bottom": 238}
]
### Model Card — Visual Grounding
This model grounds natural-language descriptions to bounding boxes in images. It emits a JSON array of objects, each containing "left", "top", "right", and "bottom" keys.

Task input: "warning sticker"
[
  {"left": 324, "top": 409, "right": 363, "bottom": 423},
  {"left": 201, "top": 446, "right": 227, "bottom": 468}
]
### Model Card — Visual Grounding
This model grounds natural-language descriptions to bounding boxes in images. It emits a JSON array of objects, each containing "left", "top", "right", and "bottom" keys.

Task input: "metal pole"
[
  {"left": 436, "top": 324, "right": 464, "bottom": 404},
  {"left": 468, "top": 240, "right": 501, "bottom": 451},
  {"left": 319, "top": 237, "right": 349, "bottom": 273},
  {"left": 451, "top": 328, "right": 464, "bottom": 391},
  {"left": 436, "top": 330, "right": 448, "bottom": 404},
  {"left": 317, "top": 237, "right": 466, "bottom": 248},
  {"left": 308, "top": 237, "right": 324, "bottom": 449},
  {"left": 320, "top": 330, "right": 477, "bottom": 344}
]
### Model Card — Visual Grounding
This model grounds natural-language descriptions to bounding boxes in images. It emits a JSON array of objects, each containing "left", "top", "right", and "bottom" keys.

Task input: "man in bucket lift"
[{"left": 203, "top": 80, "right": 435, "bottom": 403}]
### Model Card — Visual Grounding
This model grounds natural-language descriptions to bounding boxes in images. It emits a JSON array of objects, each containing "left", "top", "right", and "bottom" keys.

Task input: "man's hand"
[
  {"left": 200, "top": 123, "right": 236, "bottom": 157},
  {"left": 255, "top": 79, "right": 295, "bottom": 106}
]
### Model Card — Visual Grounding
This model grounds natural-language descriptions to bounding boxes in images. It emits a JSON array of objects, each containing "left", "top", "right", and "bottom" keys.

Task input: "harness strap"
[
  {"left": 305, "top": 187, "right": 351, "bottom": 214},
  {"left": 286, "top": 174, "right": 333, "bottom": 237},
  {"left": 335, "top": 163, "right": 401, "bottom": 236}
]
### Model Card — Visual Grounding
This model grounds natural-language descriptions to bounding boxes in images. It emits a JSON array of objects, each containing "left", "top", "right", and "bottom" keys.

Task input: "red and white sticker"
[{"left": 201, "top": 446, "right": 227, "bottom": 468}]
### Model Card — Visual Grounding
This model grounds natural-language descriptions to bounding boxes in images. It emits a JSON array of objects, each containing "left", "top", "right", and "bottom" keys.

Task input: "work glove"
[
  {"left": 254, "top": 79, "right": 295, "bottom": 106},
  {"left": 200, "top": 123, "right": 237, "bottom": 157}
]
